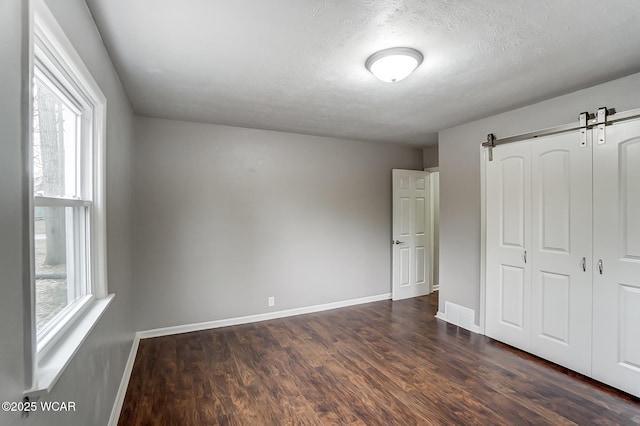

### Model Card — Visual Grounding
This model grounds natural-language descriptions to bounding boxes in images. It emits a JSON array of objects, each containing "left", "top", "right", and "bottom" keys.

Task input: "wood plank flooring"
[{"left": 118, "top": 293, "right": 640, "bottom": 425}]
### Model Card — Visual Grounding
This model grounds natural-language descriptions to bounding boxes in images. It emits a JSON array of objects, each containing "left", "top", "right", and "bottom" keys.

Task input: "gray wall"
[
  {"left": 0, "top": 0, "right": 135, "bottom": 424},
  {"left": 134, "top": 117, "right": 423, "bottom": 331},
  {"left": 438, "top": 72, "right": 640, "bottom": 323},
  {"left": 0, "top": 1, "right": 29, "bottom": 425},
  {"left": 422, "top": 144, "right": 439, "bottom": 168}
]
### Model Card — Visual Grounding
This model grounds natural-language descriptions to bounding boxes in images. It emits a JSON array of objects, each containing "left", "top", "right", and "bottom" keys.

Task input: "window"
[
  {"left": 26, "top": 0, "right": 111, "bottom": 394},
  {"left": 32, "top": 61, "right": 94, "bottom": 349}
]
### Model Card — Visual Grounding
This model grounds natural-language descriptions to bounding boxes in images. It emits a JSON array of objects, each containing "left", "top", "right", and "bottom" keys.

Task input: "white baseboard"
[
  {"left": 108, "top": 335, "right": 140, "bottom": 426},
  {"left": 137, "top": 293, "right": 392, "bottom": 340},
  {"left": 435, "top": 302, "right": 482, "bottom": 334}
]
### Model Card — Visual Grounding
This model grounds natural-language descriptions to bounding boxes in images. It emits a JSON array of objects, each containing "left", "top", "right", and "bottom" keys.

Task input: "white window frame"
[{"left": 25, "top": 0, "right": 112, "bottom": 397}]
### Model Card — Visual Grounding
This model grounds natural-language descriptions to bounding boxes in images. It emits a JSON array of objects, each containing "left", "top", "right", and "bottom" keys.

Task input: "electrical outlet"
[{"left": 268, "top": 296, "right": 275, "bottom": 307}]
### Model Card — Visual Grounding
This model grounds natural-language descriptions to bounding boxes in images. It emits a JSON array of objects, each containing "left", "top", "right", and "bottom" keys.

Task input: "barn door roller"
[
  {"left": 579, "top": 111, "right": 590, "bottom": 147},
  {"left": 597, "top": 107, "right": 608, "bottom": 145},
  {"left": 486, "top": 133, "right": 495, "bottom": 161}
]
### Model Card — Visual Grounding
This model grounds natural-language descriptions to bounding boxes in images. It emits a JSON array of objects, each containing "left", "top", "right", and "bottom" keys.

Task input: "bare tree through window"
[{"left": 34, "top": 80, "right": 66, "bottom": 266}]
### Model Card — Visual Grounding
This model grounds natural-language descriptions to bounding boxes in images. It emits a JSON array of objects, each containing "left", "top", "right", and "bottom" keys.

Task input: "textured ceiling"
[{"left": 85, "top": 0, "right": 640, "bottom": 146}]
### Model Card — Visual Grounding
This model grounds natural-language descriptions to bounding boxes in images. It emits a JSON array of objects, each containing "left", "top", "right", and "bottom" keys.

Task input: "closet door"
[
  {"left": 486, "top": 141, "right": 532, "bottom": 351},
  {"left": 592, "top": 119, "right": 640, "bottom": 397},
  {"left": 530, "top": 132, "right": 593, "bottom": 375}
]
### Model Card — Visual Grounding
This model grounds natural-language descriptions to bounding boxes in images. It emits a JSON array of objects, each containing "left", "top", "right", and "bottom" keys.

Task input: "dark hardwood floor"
[{"left": 119, "top": 293, "right": 640, "bottom": 425}]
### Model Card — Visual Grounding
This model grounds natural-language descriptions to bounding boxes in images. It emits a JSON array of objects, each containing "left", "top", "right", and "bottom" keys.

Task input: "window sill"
[{"left": 24, "top": 294, "right": 114, "bottom": 398}]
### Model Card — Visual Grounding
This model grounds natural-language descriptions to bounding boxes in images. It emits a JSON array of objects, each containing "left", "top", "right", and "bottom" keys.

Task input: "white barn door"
[
  {"left": 529, "top": 132, "right": 593, "bottom": 375},
  {"left": 485, "top": 142, "right": 532, "bottom": 351},
  {"left": 592, "top": 119, "right": 640, "bottom": 396},
  {"left": 485, "top": 132, "right": 593, "bottom": 372},
  {"left": 392, "top": 170, "right": 430, "bottom": 301}
]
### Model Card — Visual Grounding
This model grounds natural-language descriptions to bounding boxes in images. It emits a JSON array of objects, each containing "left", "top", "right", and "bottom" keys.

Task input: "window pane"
[
  {"left": 33, "top": 72, "right": 80, "bottom": 199},
  {"left": 34, "top": 206, "right": 87, "bottom": 335}
]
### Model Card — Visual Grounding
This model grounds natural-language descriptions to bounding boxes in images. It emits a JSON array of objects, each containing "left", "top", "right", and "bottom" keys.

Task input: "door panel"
[
  {"left": 619, "top": 284, "right": 640, "bottom": 370},
  {"left": 593, "top": 119, "right": 640, "bottom": 396},
  {"left": 500, "top": 265, "right": 525, "bottom": 328},
  {"left": 621, "top": 139, "right": 640, "bottom": 259},
  {"left": 392, "top": 170, "right": 430, "bottom": 300},
  {"left": 501, "top": 157, "right": 526, "bottom": 248},
  {"left": 415, "top": 197, "right": 426, "bottom": 235},
  {"left": 530, "top": 132, "right": 592, "bottom": 375},
  {"left": 415, "top": 246, "right": 426, "bottom": 284},
  {"left": 539, "top": 150, "right": 570, "bottom": 253},
  {"left": 399, "top": 247, "right": 410, "bottom": 286},
  {"left": 539, "top": 271, "right": 570, "bottom": 344},
  {"left": 486, "top": 142, "right": 531, "bottom": 351},
  {"left": 400, "top": 197, "right": 410, "bottom": 236}
]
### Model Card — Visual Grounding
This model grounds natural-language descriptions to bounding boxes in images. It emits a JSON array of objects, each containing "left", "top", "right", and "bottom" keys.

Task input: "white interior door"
[
  {"left": 592, "top": 118, "right": 640, "bottom": 396},
  {"left": 485, "top": 142, "right": 532, "bottom": 351},
  {"left": 392, "top": 170, "right": 430, "bottom": 301},
  {"left": 530, "top": 132, "right": 593, "bottom": 375}
]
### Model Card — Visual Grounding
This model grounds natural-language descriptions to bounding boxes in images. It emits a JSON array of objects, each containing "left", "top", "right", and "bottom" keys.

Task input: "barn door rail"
[{"left": 482, "top": 106, "right": 640, "bottom": 160}]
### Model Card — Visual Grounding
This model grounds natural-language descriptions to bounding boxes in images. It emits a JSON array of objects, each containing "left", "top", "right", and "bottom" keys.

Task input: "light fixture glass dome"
[{"left": 365, "top": 47, "right": 423, "bottom": 83}]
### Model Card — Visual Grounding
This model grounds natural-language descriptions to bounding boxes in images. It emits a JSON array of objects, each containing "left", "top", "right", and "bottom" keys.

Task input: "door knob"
[
  {"left": 393, "top": 240, "right": 404, "bottom": 245},
  {"left": 598, "top": 259, "right": 603, "bottom": 275}
]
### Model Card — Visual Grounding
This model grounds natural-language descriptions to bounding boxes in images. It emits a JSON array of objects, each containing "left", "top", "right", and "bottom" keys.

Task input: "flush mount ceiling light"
[{"left": 365, "top": 47, "right": 423, "bottom": 83}]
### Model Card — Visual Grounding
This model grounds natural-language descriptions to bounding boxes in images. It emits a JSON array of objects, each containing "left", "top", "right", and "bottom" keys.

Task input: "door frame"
[
  {"left": 424, "top": 167, "right": 439, "bottom": 292},
  {"left": 479, "top": 146, "right": 488, "bottom": 335}
]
